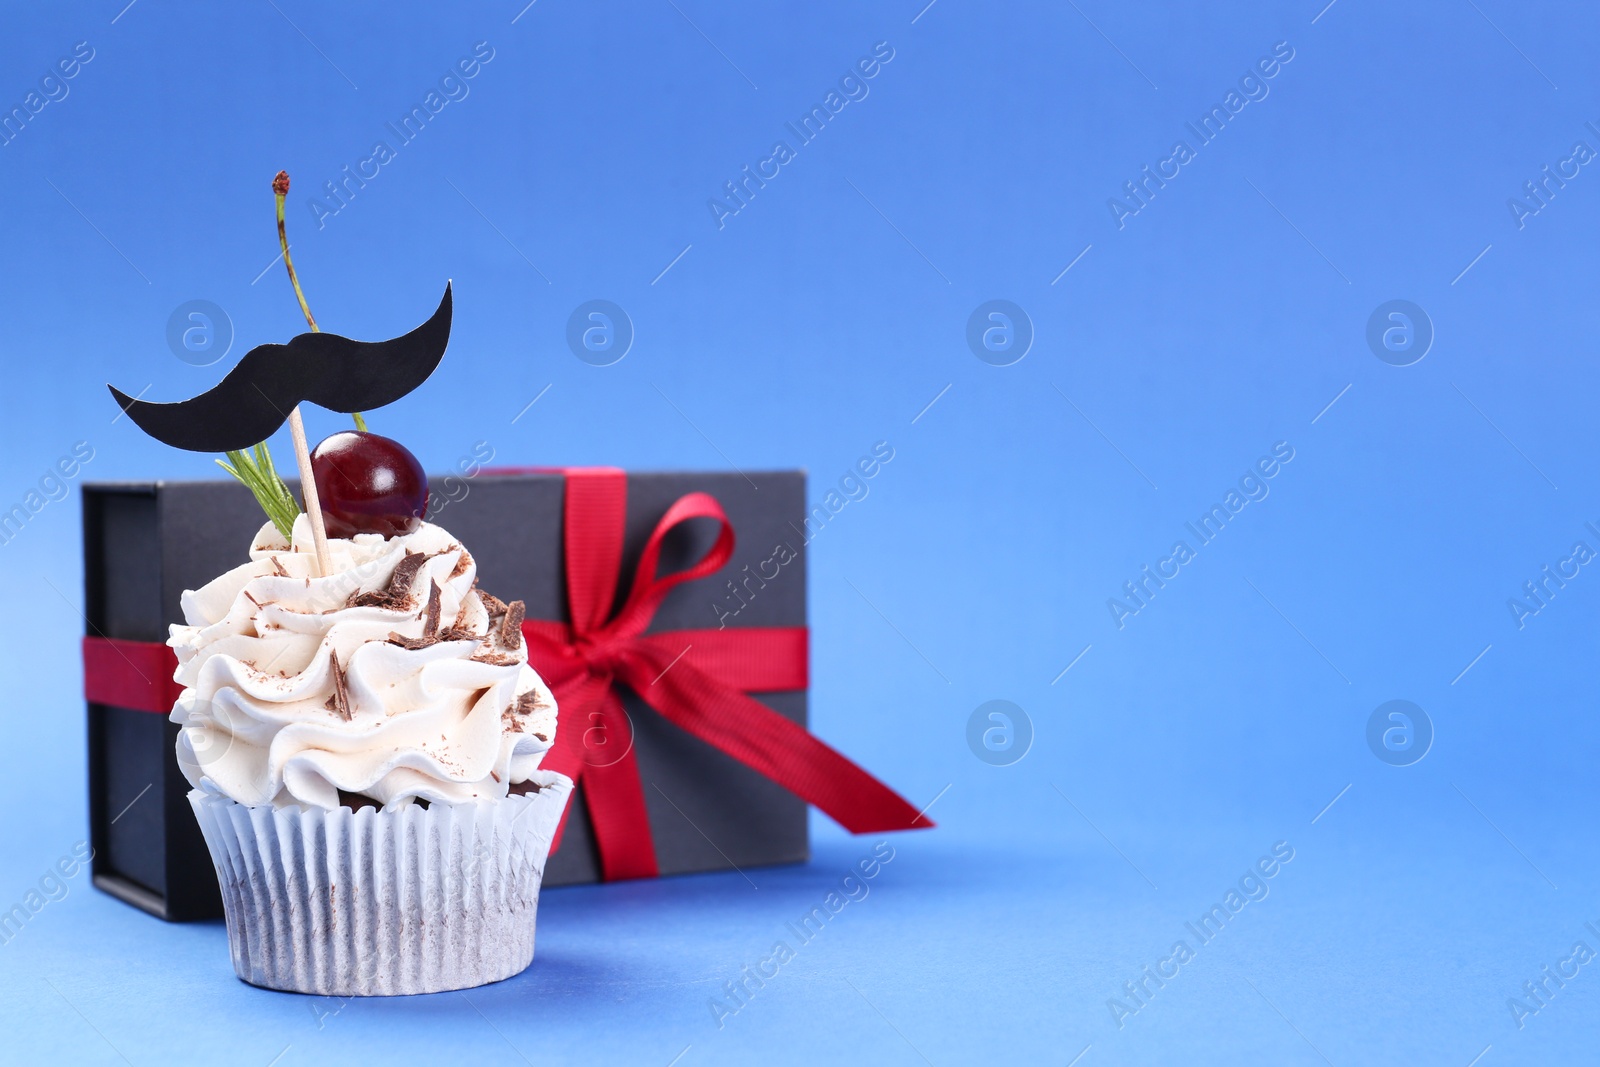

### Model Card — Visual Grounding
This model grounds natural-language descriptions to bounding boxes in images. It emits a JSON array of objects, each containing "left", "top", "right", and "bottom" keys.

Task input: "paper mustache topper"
[{"left": 109, "top": 284, "right": 452, "bottom": 453}]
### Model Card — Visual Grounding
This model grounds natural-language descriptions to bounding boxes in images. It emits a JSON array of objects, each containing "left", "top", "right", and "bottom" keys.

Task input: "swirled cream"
[{"left": 168, "top": 515, "right": 557, "bottom": 810}]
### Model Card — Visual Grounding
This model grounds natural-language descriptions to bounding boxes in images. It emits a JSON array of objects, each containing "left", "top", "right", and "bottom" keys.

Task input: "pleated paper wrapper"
[{"left": 189, "top": 769, "right": 574, "bottom": 996}]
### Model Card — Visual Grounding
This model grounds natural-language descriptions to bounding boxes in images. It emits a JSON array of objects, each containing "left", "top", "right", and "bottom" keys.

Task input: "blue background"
[{"left": 1, "top": 0, "right": 1597, "bottom": 1063}]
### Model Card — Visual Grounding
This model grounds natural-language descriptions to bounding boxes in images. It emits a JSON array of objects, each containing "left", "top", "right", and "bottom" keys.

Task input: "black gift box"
[{"left": 82, "top": 470, "right": 808, "bottom": 921}]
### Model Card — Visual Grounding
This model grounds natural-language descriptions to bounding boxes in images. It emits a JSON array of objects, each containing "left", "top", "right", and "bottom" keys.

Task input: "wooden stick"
[{"left": 286, "top": 405, "right": 332, "bottom": 575}]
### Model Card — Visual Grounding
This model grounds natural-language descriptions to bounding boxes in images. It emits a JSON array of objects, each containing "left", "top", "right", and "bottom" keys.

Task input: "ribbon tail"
[
  {"left": 576, "top": 689, "right": 659, "bottom": 880},
  {"left": 622, "top": 658, "right": 933, "bottom": 834},
  {"left": 538, "top": 668, "right": 607, "bottom": 859}
]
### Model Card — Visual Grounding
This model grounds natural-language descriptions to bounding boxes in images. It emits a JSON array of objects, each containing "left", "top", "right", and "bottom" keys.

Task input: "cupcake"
[
  {"left": 171, "top": 512, "right": 570, "bottom": 995},
  {"left": 109, "top": 169, "right": 571, "bottom": 994}
]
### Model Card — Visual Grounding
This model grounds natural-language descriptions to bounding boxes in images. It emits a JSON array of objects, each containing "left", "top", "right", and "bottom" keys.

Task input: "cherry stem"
[
  {"left": 272, "top": 171, "right": 333, "bottom": 575},
  {"left": 274, "top": 183, "right": 317, "bottom": 332},
  {"left": 274, "top": 172, "right": 366, "bottom": 433}
]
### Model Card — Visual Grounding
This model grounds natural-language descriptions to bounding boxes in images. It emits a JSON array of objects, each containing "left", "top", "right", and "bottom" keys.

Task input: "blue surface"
[{"left": 2, "top": 1, "right": 1599, "bottom": 1063}]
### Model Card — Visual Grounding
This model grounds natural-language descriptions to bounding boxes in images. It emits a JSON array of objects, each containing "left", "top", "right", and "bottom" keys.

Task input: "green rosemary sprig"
[{"left": 218, "top": 443, "right": 300, "bottom": 541}]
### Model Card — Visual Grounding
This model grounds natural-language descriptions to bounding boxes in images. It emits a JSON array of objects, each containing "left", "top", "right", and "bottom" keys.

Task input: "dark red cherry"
[{"left": 310, "top": 431, "right": 429, "bottom": 539}]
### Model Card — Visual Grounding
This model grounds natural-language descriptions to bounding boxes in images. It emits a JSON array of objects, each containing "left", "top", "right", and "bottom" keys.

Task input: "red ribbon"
[
  {"left": 80, "top": 467, "right": 931, "bottom": 882},
  {"left": 512, "top": 467, "right": 931, "bottom": 880},
  {"left": 82, "top": 636, "right": 184, "bottom": 713}
]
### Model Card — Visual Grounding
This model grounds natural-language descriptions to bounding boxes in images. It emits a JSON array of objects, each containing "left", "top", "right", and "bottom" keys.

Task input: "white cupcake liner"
[{"left": 189, "top": 770, "right": 573, "bottom": 996}]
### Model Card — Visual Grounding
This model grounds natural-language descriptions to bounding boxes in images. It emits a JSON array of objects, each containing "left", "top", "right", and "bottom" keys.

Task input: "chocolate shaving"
[
  {"left": 324, "top": 651, "right": 351, "bottom": 721},
  {"left": 438, "top": 620, "right": 479, "bottom": 642},
  {"left": 448, "top": 551, "right": 473, "bottom": 581},
  {"left": 509, "top": 779, "right": 544, "bottom": 796},
  {"left": 500, "top": 599, "right": 525, "bottom": 649},
  {"left": 271, "top": 557, "right": 289, "bottom": 577},
  {"left": 347, "top": 552, "right": 430, "bottom": 612},
  {"left": 242, "top": 590, "right": 262, "bottom": 609},
  {"left": 423, "top": 580, "right": 442, "bottom": 637},
  {"left": 472, "top": 649, "right": 519, "bottom": 667},
  {"left": 489, "top": 770, "right": 500, "bottom": 783},
  {"left": 387, "top": 632, "right": 436, "bottom": 651},
  {"left": 477, "top": 589, "right": 508, "bottom": 618},
  {"left": 388, "top": 551, "right": 427, "bottom": 599}
]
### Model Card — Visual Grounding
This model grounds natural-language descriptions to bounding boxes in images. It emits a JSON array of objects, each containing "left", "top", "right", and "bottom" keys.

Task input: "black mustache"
[{"left": 110, "top": 283, "right": 452, "bottom": 453}]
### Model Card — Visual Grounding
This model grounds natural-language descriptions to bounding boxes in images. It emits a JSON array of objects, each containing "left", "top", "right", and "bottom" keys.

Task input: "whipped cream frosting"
[{"left": 169, "top": 515, "right": 557, "bottom": 810}]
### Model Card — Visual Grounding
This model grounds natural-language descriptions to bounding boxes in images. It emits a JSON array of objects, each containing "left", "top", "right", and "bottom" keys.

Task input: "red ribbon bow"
[{"left": 516, "top": 467, "right": 929, "bottom": 880}]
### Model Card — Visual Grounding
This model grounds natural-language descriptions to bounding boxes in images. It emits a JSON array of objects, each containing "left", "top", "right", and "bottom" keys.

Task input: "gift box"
[{"left": 82, "top": 468, "right": 924, "bottom": 921}]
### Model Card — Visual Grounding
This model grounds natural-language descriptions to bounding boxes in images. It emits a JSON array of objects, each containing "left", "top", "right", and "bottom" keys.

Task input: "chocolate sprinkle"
[
  {"left": 325, "top": 651, "right": 351, "bottom": 721},
  {"left": 500, "top": 599, "right": 525, "bottom": 649},
  {"left": 503, "top": 690, "right": 550, "bottom": 733}
]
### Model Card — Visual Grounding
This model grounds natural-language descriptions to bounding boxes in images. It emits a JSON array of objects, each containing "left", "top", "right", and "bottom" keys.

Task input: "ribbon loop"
[{"left": 608, "top": 491, "right": 734, "bottom": 640}]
